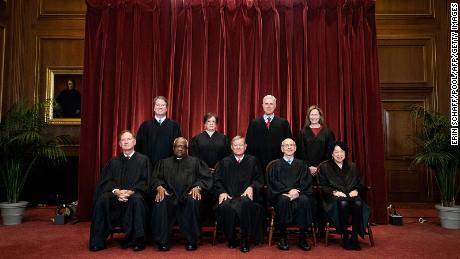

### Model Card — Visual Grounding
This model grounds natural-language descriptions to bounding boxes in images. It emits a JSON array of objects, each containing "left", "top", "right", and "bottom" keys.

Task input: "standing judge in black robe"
[
  {"left": 136, "top": 96, "right": 181, "bottom": 165},
  {"left": 214, "top": 136, "right": 264, "bottom": 252},
  {"left": 89, "top": 130, "right": 152, "bottom": 252},
  {"left": 296, "top": 105, "right": 335, "bottom": 178},
  {"left": 318, "top": 141, "right": 369, "bottom": 251},
  {"left": 150, "top": 137, "right": 213, "bottom": 251},
  {"left": 267, "top": 138, "right": 314, "bottom": 251},
  {"left": 246, "top": 95, "right": 292, "bottom": 177},
  {"left": 189, "top": 112, "right": 230, "bottom": 169}
]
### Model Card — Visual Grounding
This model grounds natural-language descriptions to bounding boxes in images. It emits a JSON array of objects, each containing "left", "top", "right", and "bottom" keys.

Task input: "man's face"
[
  {"left": 154, "top": 99, "right": 167, "bottom": 116},
  {"left": 281, "top": 139, "right": 296, "bottom": 156},
  {"left": 262, "top": 98, "right": 276, "bottom": 115},
  {"left": 119, "top": 132, "right": 136, "bottom": 152},
  {"left": 173, "top": 138, "right": 188, "bottom": 158},
  {"left": 67, "top": 80, "right": 74, "bottom": 90},
  {"left": 231, "top": 138, "right": 247, "bottom": 156}
]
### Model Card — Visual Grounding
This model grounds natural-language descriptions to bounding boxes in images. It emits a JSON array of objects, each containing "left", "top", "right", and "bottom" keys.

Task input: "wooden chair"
[{"left": 265, "top": 160, "right": 317, "bottom": 247}]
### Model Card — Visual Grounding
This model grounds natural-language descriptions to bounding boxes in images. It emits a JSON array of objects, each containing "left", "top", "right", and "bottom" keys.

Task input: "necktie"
[
  {"left": 266, "top": 117, "right": 271, "bottom": 129},
  {"left": 288, "top": 159, "right": 292, "bottom": 165},
  {"left": 158, "top": 119, "right": 162, "bottom": 125},
  {"left": 237, "top": 158, "right": 241, "bottom": 163},
  {"left": 126, "top": 155, "right": 131, "bottom": 160}
]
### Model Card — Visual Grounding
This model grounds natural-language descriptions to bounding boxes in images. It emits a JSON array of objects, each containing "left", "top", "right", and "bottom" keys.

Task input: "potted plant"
[
  {"left": 0, "top": 100, "right": 68, "bottom": 225},
  {"left": 411, "top": 105, "right": 460, "bottom": 229}
]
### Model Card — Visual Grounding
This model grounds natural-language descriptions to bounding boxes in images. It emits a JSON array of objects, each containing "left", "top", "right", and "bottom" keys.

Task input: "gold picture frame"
[{"left": 45, "top": 66, "right": 83, "bottom": 125}]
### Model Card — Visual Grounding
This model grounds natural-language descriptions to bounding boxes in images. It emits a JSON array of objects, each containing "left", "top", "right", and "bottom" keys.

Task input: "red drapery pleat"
[{"left": 79, "top": 0, "right": 387, "bottom": 223}]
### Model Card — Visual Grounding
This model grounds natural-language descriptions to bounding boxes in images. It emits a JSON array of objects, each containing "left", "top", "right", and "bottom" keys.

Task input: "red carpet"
[{"left": 0, "top": 206, "right": 459, "bottom": 258}]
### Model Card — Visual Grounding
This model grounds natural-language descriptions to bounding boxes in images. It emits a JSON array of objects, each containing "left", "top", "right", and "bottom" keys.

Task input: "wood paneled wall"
[
  {"left": 0, "top": 1, "right": 453, "bottom": 204},
  {"left": 377, "top": 0, "right": 451, "bottom": 203}
]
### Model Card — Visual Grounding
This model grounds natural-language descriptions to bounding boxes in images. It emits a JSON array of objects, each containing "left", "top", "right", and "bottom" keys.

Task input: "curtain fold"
[{"left": 79, "top": 0, "right": 387, "bottom": 223}]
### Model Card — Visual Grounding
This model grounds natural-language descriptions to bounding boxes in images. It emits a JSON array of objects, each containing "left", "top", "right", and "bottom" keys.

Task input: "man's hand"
[
  {"left": 308, "top": 166, "right": 318, "bottom": 176},
  {"left": 349, "top": 190, "right": 358, "bottom": 197},
  {"left": 189, "top": 186, "right": 201, "bottom": 200},
  {"left": 241, "top": 186, "right": 253, "bottom": 200},
  {"left": 155, "top": 186, "right": 169, "bottom": 202},
  {"left": 288, "top": 189, "right": 300, "bottom": 201},
  {"left": 219, "top": 193, "right": 232, "bottom": 204},
  {"left": 333, "top": 190, "right": 347, "bottom": 197}
]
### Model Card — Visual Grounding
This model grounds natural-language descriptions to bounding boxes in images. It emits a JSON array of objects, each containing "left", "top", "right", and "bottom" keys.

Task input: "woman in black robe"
[
  {"left": 318, "top": 141, "right": 369, "bottom": 251},
  {"left": 189, "top": 112, "right": 230, "bottom": 169},
  {"left": 296, "top": 105, "right": 335, "bottom": 178}
]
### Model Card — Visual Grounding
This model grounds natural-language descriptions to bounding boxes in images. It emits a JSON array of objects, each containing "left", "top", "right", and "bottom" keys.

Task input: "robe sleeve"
[
  {"left": 318, "top": 163, "right": 335, "bottom": 197},
  {"left": 298, "top": 162, "right": 313, "bottom": 196},
  {"left": 151, "top": 159, "right": 168, "bottom": 193},
  {"left": 251, "top": 159, "right": 264, "bottom": 202},
  {"left": 131, "top": 156, "right": 152, "bottom": 195},
  {"left": 192, "top": 159, "right": 213, "bottom": 191},
  {"left": 295, "top": 130, "right": 306, "bottom": 161},
  {"left": 325, "top": 129, "right": 336, "bottom": 161},
  {"left": 352, "top": 163, "right": 364, "bottom": 195},
  {"left": 189, "top": 135, "right": 200, "bottom": 158},
  {"left": 213, "top": 162, "right": 228, "bottom": 195},
  {"left": 267, "top": 163, "right": 290, "bottom": 198},
  {"left": 283, "top": 120, "right": 293, "bottom": 139},
  {"left": 135, "top": 123, "right": 147, "bottom": 155},
  {"left": 92, "top": 160, "right": 117, "bottom": 202}
]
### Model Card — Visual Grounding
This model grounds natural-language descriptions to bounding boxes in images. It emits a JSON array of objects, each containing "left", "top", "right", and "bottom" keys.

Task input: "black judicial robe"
[
  {"left": 318, "top": 160, "right": 370, "bottom": 235},
  {"left": 267, "top": 158, "right": 315, "bottom": 228},
  {"left": 151, "top": 156, "right": 212, "bottom": 201},
  {"left": 267, "top": 158, "right": 313, "bottom": 202},
  {"left": 189, "top": 131, "right": 231, "bottom": 168},
  {"left": 135, "top": 118, "right": 181, "bottom": 165},
  {"left": 90, "top": 152, "right": 152, "bottom": 247},
  {"left": 214, "top": 155, "right": 264, "bottom": 241},
  {"left": 150, "top": 155, "right": 213, "bottom": 244},
  {"left": 296, "top": 127, "right": 335, "bottom": 167},
  {"left": 246, "top": 116, "right": 292, "bottom": 172}
]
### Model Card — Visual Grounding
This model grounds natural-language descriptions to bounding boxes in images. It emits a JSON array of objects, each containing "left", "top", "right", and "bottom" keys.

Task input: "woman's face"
[
  {"left": 205, "top": 116, "right": 217, "bottom": 131},
  {"left": 309, "top": 109, "right": 321, "bottom": 125},
  {"left": 332, "top": 145, "right": 346, "bottom": 164}
]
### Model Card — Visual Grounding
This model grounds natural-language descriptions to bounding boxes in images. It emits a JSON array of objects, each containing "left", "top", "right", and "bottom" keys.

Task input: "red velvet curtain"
[{"left": 79, "top": 0, "right": 387, "bottom": 223}]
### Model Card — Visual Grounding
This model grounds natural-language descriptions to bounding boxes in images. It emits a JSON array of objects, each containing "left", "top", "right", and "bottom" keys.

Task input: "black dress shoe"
[
  {"left": 89, "top": 245, "right": 106, "bottom": 252},
  {"left": 298, "top": 239, "right": 311, "bottom": 251},
  {"left": 277, "top": 238, "right": 289, "bottom": 251},
  {"left": 158, "top": 244, "right": 170, "bottom": 251},
  {"left": 350, "top": 240, "right": 361, "bottom": 251},
  {"left": 240, "top": 239, "right": 249, "bottom": 253},
  {"left": 227, "top": 239, "right": 239, "bottom": 248},
  {"left": 186, "top": 242, "right": 197, "bottom": 251},
  {"left": 342, "top": 239, "right": 353, "bottom": 250},
  {"left": 132, "top": 242, "right": 146, "bottom": 251}
]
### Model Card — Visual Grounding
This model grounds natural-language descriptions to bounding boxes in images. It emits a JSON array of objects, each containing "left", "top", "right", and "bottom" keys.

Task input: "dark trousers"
[
  {"left": 337, "top": 198, "right": 363, "bottom": 240},
  {"left": 90, "top": 192, "right": 146, "bottom": 247},
  {"left": 275, "top": 194, "right": 314, "bottom": 238},
  {"left": 216, "top": 196, "right": 263, "bottom": 241},
  {"left": 151, "top": 195, "right": 201, "bottom": 246}
]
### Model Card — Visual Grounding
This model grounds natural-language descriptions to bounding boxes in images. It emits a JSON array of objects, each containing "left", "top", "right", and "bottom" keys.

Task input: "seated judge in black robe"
[
  {"left": 214, "top": 136, "right": 264, "bottom": 252},
  {"left": 246, "top": 95, "right": 292, "bottom": 177},
  {"left": 296, "top": 105, "right": 335, "bottom": 179},
  {"left": 135, "top": 96, "right": 181, "bottom": 165},
  {"left": 55, "top": 79, "right": 81, "bottom": 118},
  {"left": 189, "top": 112, "right": 230, "bottom": 169},
  {"left": 318, "top": 141, "right": 370, "bottom": 251},
  {"left": 150, "top": 137, "right": 212, "bottom": 251},
  {"left": 267, "top": 138, "right": 314, "bottom": 251},
  {"left": 89, "top": 130, "right": 152, "bottom": 252}
]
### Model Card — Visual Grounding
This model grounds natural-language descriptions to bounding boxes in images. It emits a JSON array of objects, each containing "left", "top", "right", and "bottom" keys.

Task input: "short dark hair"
[
  {"left": 329, "top": 141, "right": 348, "bottom": 154},
  {"left": 153, "top": 96, "right": 168, "bottom": 106},
  {"left": 203, "top": 112, "right": 218, "bottom": 124}
]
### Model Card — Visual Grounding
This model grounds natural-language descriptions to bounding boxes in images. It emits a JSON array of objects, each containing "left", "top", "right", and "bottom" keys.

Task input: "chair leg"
[
  {"left": 310, "top": 223, "right": 316, "bottom": 247},
  {"left": 212, "top": 220, "right": 217, "bottom": 246},
  {"left": 268, "top": 215, "right": 274, "bottom": 246},
  {"left": 367, "top": 223, "right": 374, "bottom": 247},
  {"left": 325, "top": 222, "right": 330, "bottom": 247}
]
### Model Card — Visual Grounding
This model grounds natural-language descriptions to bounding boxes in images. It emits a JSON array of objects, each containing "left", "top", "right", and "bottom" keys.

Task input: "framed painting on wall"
[{"left": 46, "top": 66, "right": 83, "bottom": 125}]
